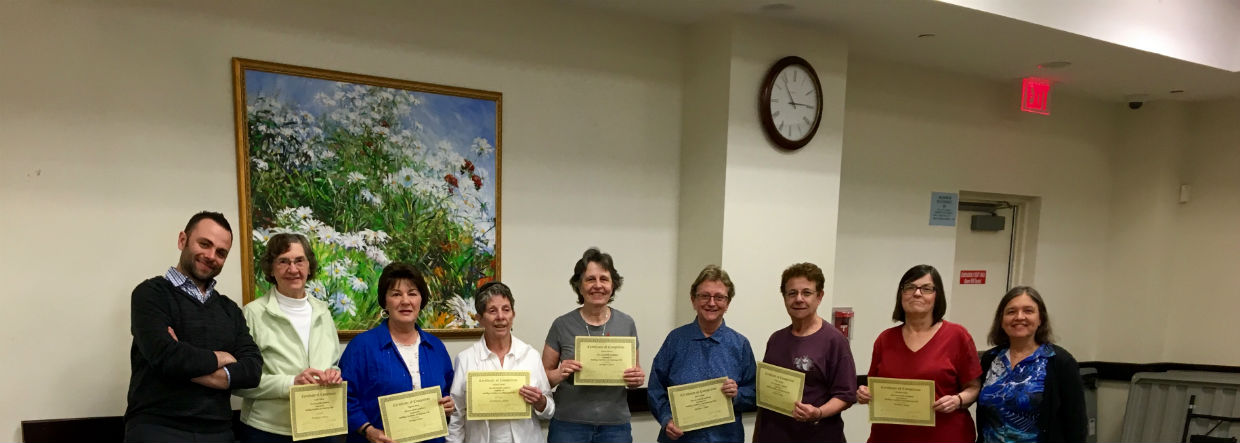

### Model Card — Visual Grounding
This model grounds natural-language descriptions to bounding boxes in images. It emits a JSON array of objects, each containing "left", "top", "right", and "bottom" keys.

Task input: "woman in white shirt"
[{"left": 447, "top": 282, "right": 555, "bottom": 443}]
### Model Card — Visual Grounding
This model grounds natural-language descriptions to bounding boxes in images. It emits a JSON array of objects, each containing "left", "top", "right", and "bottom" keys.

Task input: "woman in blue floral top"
[{"left": 976, "top": 287, "right": 1087, "bottom": 443}]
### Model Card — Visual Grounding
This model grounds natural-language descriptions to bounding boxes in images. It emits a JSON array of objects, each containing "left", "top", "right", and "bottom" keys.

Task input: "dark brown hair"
[
  {"left": 780, "top": 262, "right": 825, "bottom": 294},
  {"left": 258, "top": 233, "right": 318, "bottom": 284},
  {"left": 184, "top": 211, "right": 232, "bottom": 235},
  {"left": 568, "top": 247, "right": 624, "bottom": 304},
  {"left": 377, "top": 262, "right": 430, "bottom": 311},
  {"left": 891, "top": 264, "right": 947, "bottom": 323},
  {"left": 987, "top": 286, "right": 1054, "bottom": 347}
]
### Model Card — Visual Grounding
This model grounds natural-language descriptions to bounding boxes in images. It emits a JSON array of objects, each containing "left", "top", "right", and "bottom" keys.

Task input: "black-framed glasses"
[
  {"left": 900, "top": 284, "right": 936, "bottom": 294},
  {"left": 694, "top": 294, "right": 730, "bottom": 304}
]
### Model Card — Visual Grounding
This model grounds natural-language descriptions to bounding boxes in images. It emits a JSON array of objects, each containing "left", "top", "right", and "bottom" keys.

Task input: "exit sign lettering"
[
  {"left": 1021, "top": 77, "right": 1051, "bottom": 115},
  {"left": 960, "top": 270, "right": 987, "bottom": 284}
]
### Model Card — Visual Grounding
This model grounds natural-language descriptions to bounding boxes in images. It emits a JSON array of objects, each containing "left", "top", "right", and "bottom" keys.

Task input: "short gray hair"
[{"left": 474, "top": 281, "right": 515, "bottom": 314}]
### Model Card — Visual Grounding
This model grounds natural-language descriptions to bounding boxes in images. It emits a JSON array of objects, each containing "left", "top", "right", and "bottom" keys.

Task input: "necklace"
[{"left": 584, "top": 308, "right": 610, "bottom": 337}]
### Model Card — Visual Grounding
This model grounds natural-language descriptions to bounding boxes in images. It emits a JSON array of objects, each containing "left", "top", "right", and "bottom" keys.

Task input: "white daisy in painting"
[
  {"left": 252, "top": 228, "right": 272, "bottom": 244},
  {"left": 365, "top": 246, "right": 392, "bottom": 267},
  {"left": 339, "top": 233, "right": 365, "bottom": 251},
  {"left": 346, "top": 172, "right": 366, "bottom": 183},
  {"left": 326, "top": 258, "right": 354, "bottom": 278},
  {"left": 447, "top": 295, "right": 478, "bottom": 327},
  {"left": 330, "top": 292, "right": 357, "bottom": 316},
  {"left": 306, "top": 281, "right": 327, "bottom": 301},
  {"left": 316, "top": 226, "right": 339, "bottom": 244},
  {"left": 395, "top": 167, "right": 417, "bottom": 188},
  {"left": 471, "top": 137, "right": 493, "bottom": 156},
  {"left": 349, "top": 276, "right": 368, "bottom": 292},
  {"left": 299, "top": 218, "right": 324, "bottom": 234}
]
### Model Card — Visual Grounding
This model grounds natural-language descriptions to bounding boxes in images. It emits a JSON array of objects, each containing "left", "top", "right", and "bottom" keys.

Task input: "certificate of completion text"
[{"left": 574, "top": 336, "right": 637, "bottom": 386}]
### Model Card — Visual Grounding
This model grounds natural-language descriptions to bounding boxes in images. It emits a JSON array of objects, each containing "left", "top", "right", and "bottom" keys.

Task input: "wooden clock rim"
[{"left": 759, "top": 55, "right": 824, "bottom": 151}]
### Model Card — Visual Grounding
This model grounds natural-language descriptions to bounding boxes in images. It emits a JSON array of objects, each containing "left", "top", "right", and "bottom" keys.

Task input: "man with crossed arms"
[{"left": 124, "top": 211, "right": 262, "bottom": 442}]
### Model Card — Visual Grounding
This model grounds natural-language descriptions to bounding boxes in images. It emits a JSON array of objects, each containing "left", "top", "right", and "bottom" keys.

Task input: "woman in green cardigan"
[{"left": 234, "top": 233, "right": 344, "bottom": 443}]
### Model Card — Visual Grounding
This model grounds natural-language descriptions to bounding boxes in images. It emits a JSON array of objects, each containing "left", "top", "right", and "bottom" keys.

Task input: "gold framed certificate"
[
  {"left": 466, "top": 370, "right": 531, "bottom": 421},
  {"left": 574, "top": 336, "right": 637, "bottom": 386},
  {"left": 376, "top": 386, "right": 449, "bottom": 443},
  {"left": 756, "top": 362, "right": 805, "bottom": 417},
  {"left": 668, "top": 377, "right": 733, "bottom": 432},
  {"left": 867, "top": 377, "right": 936, "bottom": 426},
  {"left": 288, "top": 382, "right": 348, "bottom": 441}
]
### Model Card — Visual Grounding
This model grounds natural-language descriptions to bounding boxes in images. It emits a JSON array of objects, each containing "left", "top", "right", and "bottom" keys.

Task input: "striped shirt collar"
[{"left": 164, "top": 266, "right": 216, "bottom": 304}]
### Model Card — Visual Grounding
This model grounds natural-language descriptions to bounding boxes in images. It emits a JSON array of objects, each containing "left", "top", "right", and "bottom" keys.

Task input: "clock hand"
[{"left": 782, "top": 76, "right": 799, "bottom": 107}]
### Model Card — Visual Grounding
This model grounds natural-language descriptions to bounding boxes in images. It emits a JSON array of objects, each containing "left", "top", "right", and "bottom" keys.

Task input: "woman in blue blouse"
[
  {"left": 647, "top": 265, "right": 756, "bottom": 442},
  {"left": 339, "top": 263, "right": 456, "bottom": 443},
  {"left": 976, "top": 286, "right": 1087, "bottom": 443}
]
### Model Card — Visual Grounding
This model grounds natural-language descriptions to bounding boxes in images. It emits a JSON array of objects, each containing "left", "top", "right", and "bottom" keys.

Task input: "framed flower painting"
[{"left": 231, "top": 58, "right": 500, "bottom": 338}]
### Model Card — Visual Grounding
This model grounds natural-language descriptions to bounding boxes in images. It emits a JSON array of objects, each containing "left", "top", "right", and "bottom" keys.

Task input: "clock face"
[
  {"left": 759, "top": 56, "right": 823, "bottom": 150},
  {"left": 768, "top": 64, "right": 819, "bottom": 142}
]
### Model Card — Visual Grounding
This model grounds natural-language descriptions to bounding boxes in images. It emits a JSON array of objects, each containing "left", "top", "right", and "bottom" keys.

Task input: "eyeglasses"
[
  {"left": 900, "top": 284, "right": 936, "bottom": 294},
  {"left": 694, "top": 294, "right": 730, "bottom": 304},
  {"left": 783, "top": 289, "right": 818, "bottom": 299},
  {"left": 276, "top": 257, "right": 309, "bottom": 269}
]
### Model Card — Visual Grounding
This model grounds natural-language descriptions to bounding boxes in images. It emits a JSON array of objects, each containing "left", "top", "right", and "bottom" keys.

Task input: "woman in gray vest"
[{"left": 541, "top": 248, "right": 646, "bottom": 443}]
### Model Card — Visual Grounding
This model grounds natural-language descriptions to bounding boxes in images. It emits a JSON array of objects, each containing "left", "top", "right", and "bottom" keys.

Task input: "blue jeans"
[{"left": 547, "top": 418, "right": 633, "bottom": 443}]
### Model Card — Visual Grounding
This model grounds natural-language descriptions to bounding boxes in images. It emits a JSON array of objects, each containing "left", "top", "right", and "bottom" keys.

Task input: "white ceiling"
[{"left": 556, "top": 0, "right": 1240, "bottom": 102}]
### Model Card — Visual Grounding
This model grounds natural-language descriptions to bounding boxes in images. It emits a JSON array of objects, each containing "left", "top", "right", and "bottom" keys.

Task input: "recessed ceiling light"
[
  {"left": 1037, "top": 61, "right": 1072, "bottom": 69},
  {"left": 917, "top": 33, "right": 937, "bottom": 38},
  {"left": 1169, "top": 89, "right": 1185, "bottom": 94},
  {"left": 760, "top": 3, "right": 794, "bottom": 12}
]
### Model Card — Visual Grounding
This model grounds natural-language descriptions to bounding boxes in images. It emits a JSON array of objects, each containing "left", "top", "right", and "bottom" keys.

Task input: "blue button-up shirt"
[
  {"left": 339, "top": 320, "right": 454, "bottom": 443},
  {"left": 648, "top": 319, "right": 756, "bottom": 442},
  {"left": 164, "top": 266, "right": 216, "bottom": 304}
]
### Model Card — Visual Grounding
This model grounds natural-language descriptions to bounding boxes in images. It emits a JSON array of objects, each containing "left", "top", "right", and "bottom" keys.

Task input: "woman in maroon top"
[
  {"left": 856, "top": 264, "right": 982, "bottom": 443},
  {"left": 754, "top": 263, "right": 857, "bottom": 443}
]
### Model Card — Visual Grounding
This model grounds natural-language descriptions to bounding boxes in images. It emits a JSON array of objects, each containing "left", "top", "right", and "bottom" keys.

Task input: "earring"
[{"left": 380, "top": 308, "right": 389, "bottom": 319}]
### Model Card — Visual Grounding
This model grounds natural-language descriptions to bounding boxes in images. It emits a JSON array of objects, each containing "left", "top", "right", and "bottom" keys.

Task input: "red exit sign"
[
  {"left": 1021, "top": 77, "right": 1052, "bottom": 115},
  {"left": 960, "top": 270, "right": 987, "bottom": 284}
]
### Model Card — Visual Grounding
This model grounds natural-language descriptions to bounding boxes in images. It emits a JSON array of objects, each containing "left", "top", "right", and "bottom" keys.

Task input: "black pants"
[{"left": 124, "top": 422, "right": 233, "bottom": 443}]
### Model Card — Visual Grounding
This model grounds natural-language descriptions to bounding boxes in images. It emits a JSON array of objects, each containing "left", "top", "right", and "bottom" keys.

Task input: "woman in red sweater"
[{"left": 857, "top": 264, "right": 982, "bottom": 442}]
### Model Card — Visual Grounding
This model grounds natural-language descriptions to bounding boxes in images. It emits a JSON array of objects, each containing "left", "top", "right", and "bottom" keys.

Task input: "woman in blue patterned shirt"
[
  {"left": 976, "top": 287, "right": 1087, "bottom": 443},
  {"left": 647, "top": 265, "right": 756, "bottom": 442}
]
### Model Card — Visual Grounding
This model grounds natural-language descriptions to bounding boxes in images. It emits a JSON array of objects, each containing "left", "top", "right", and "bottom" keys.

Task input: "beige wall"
[
  {"left": 833, "top": 57, "right": 1120, "bottom": 441},
  {"left": 0, "top": 0, "right": 686, "bottom": 440},
  {"left": 3, "top": 1, "right": 1239, "bottom": 442},
  {"left": 833, "top": 58, "right": 1240, "bottom": 441},
  {"left": 1161, "top": 99, "right": 1240, "bottom": 365}
]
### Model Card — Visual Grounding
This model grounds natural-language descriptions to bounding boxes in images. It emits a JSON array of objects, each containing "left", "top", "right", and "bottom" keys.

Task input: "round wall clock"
[{"left": 759, "top": 56, "right": 823, "bottom": 150}]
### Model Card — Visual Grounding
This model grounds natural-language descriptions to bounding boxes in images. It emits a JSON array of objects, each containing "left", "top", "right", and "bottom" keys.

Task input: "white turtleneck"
[{"left": 274, "top": 290, "right": 312, "bottom": 353}]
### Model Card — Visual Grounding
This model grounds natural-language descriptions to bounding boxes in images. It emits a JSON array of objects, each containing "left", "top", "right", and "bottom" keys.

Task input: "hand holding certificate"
[
  {"left": 466, "top": 370, "right": 531, "bottom": 420},
  {"left": 756, "top": 362, "right": 805, "bottom": 417},
  {"left": 289, "top": 382, "right": 347, "bottom": 441},
  {"left": 668, "top": 377, "right": 734, "bottom": 433},
  {"left": 573, "top": 336, "right": 637, "bottom": 386},
  {"left": 866, "top": 377, "right": 936, "bottom": 426}
]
